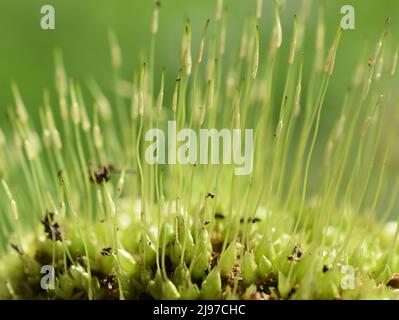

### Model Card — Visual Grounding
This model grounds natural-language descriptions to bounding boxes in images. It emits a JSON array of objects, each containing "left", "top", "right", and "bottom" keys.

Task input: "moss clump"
[
  {"left": 0, "top": 1, "right": 399, "bottom": 300},
  {"left": 1, "top": 206, "right": 399, "bottom": 299}
]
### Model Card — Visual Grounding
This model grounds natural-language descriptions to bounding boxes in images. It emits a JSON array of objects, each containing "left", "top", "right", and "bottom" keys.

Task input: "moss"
[{"left": 0, "top": 1, "right": 399, "bottom": 300}]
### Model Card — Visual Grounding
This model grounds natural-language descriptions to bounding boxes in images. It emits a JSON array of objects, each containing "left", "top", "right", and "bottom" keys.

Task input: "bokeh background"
[{"left": 1, "top": 0, "right": 398, "bottom": 119}]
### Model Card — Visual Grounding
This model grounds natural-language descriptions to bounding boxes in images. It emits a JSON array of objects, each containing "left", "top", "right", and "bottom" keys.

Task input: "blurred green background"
[{"left": 0, "top": 0, "right": 398, "bottom": 121}]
